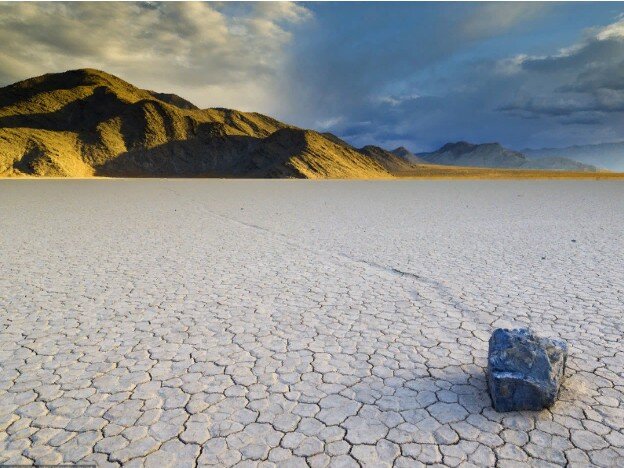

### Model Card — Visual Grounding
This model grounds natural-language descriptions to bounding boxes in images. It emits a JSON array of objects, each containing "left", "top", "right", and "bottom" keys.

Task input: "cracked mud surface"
[{"left": 1, "top": 179, "right": 623, "bottom": 467}]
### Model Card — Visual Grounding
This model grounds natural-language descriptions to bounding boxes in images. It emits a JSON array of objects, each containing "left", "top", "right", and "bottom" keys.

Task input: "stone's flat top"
[
  {"left": 488, "top": 327, "right": 568, "bottom": 378},
  {"left": 487, "top": 328, "right": 568, "bottom": 412},
  {"left": 1, "top": 179, "right": 623, "bottom": 467}
]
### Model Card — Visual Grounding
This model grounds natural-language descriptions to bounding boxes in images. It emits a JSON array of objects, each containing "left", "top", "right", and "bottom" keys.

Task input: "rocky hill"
[
  {"left": 418, "top": 142, "right": 598, "bottom": 172},
  {"left": 523, "top": 142, "right": 624, "bottom": 172},
  {"left": 0, "top": 69, "right": 394, "bottom": 178},
  {"left": 391, "top": 146, "right": 426, "bottom": 164},
  {"left": 2, "top": 69, "right": 608, "bottom": 178},
  {"left": 358, "top": 145, "right": 416, "bottom": 172}
]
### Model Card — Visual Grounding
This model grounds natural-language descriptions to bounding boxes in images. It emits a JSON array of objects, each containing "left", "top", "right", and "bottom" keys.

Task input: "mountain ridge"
[
  {"left": 523, "top": 142, "right": 624, "bottom": 172},
  {"left": 358, "top": 145, "right": 416, "bottom": 172},
  {"left": 0, "top": 68, "right": 611, "bottom": 178},
  {"left": 0, "top": 68, "right": 394, "bottom": 178},
  {"left": 417, "top": 141, "right": 598, "bottom": 172},
  {"left": 391, "top": 146, "right": 426, "bottom": 164}
]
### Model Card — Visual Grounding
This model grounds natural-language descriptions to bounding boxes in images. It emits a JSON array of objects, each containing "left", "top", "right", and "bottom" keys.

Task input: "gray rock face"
[{"left": 487, "top": 328, "right": 567, "bottom": 412}]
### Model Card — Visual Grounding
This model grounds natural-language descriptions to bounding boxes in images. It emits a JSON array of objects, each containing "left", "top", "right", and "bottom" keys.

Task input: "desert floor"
[{"left": 1, "top": 179, "right": 623, "bottom": 467}]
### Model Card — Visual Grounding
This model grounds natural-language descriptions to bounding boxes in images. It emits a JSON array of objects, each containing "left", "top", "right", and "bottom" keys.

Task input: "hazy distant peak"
[
  {"left": 391, "top": 146, "right": 426, "bottom": 164},
  {"left": 420, "top": 140, "right": 597, "bottom": 172},
  {"left": 524, "top": 142, "right": 624, "bottom": 172},
  {"left": 438, "top": 141, "right": 475, "bottom": 153},
  {"left": 438, "top": 141, "right": 504, "bottom": 154},
  {"left": 391, "top": 146, "right": 410, "bottom": 155}
]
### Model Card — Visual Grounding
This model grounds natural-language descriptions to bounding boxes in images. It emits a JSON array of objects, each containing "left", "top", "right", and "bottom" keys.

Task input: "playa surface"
[{"left": 1, "top": 179, "right": 623, "bottom": 467}]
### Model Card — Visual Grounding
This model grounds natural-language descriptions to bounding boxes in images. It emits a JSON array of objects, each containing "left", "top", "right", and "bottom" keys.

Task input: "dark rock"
[{"left": 487, "top": 328, "right": 567, "bottom": 412}]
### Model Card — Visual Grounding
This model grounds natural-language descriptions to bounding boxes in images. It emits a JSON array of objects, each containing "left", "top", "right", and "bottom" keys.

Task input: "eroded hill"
[{"left": 0, "top": 69, "right": 393, "bottom": 178}]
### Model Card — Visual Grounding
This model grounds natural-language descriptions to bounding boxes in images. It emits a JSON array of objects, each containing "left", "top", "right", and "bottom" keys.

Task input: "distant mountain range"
[
  {"left": 412, "top": 142, "right": 598, "bottom": 172},
  {"left": 0, "top": 68, "right": 614, "bottom": 177},
  {"left": 523, "top": 143, "right": 624, "bottom": 172}
]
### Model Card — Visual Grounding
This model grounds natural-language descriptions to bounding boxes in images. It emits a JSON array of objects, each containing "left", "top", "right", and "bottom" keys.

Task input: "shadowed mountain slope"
[
  {"left": 523, "top": 142, "right": 624, "bottom": 172},
  {"left": 391, "top": 146, "right": 426, "bottom": 164},
  {"left": 418, "top": 142, "right": 598, "bottom": 172},
  {"left": 358, "top": 145, "right": 416, "bottom": 172},
  {"left": 0, "top": 69, "right": 393, "bottom": 178},
  {"left": 320, "top": 132, "right": 355, "bottom": 149}
]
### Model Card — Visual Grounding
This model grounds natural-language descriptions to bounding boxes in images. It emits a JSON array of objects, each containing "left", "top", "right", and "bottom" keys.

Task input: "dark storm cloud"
[
  {"left": 277, "top": 3, "right": 548, "bottom": 127},
  {"left": 271, "top": 4, "right": 624, "bottom": 150},
  {"left": 496, "top": 20, "right": 624, "bottom": 124}
]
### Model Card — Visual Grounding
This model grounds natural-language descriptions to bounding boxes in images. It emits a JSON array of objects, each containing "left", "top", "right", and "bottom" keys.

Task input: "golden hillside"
[{"left": 0, "top": 69, "right": 392, "bottom": 178}]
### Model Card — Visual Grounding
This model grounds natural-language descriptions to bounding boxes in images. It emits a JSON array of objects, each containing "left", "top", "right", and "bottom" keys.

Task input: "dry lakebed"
[{"left": 0, "top": 179, "right": 623, "bottom": 467}]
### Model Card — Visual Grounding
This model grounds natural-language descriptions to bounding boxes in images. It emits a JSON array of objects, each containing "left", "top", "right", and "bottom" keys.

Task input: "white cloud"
[
  {"left": 498, "top": 15, "right": 624, "bottom": 76},
  {"left": 374, "top": 94, "right": 421, "bottom": 107},
  {"left": 461, "top": 3, "right": 546, "bottom": 39},
  {"left": 596, "top": 18, "right": 624, "bottom": 41},
  {"left": 315, "top": 116, "right": 344, "bottom": 130},
  {"left": 0, "top": 1, "right": 312, "bottom": 111},
  {"left": 496, "top": 15, "right": 624, "bottom": 119},
  {"left": 494, "top": 54, "right": 530, "bottom": 75}
]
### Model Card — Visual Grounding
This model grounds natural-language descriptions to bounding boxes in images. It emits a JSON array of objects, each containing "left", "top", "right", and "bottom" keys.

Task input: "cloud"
[
  {"left": 315, "top": 116, "right": 344, "bottom": 130},
  {"left": 2, "top": 2, "right": 622, "bottom": 150},
  {"left": 374, "top": 94, "right": 421, "bottom": 107},
  {"left": 460, "top": 3, "right": 547, "bottom": 39},
  {"left": 498, "top": 17, "right": 624, "bottom": 119},
  {"left": 322, "top": 13, "right": 624, "bottom": 152},
  {"left": 272, "top": 2, "right": 561, "bottom": 150},
  {"left": 595, "top": 17, "right": 624, "bottom": 40},
  {"left": 0, "top": 1, "right": 311, "bottom": 111}
]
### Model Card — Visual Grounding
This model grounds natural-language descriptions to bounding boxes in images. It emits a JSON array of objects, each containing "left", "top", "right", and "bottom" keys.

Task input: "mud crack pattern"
[{"left": 1, "top": 180, "right": 623, "bottom": 467}]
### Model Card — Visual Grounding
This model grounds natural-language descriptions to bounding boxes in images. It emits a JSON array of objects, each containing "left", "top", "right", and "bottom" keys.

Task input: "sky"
[{"left": 2, "top": 2, "right": 624, "bottom": 151}]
